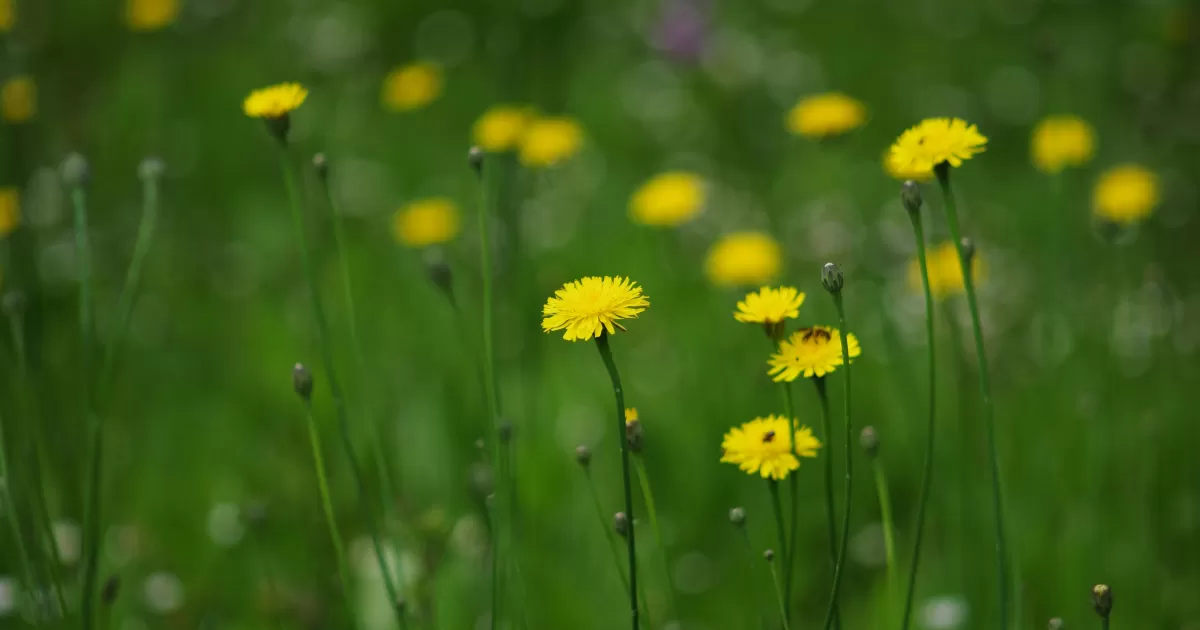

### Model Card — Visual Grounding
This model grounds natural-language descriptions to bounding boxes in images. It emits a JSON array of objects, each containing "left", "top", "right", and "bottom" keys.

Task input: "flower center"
[
  {"left": 762, "top": 430, "right": 776, "bottom": 443},
  {"left": 801, "top": 327, "right": 832, "bottom": 343}
]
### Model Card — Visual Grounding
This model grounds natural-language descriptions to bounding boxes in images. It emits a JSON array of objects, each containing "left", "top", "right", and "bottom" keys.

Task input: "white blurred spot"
[
  {"left": 0, "top": 577, "right": 15, "bottom": 616},
  {"left": 53, "top": 521, "right": 81, "bottom": 565},
  {"left": 142, "top": 572, "right": 184, "bottom": 614},
  {"left": 415, "top": 10, "right": 475, "bottom": 66},
  {"left": 206, "top": 503, "right": 245, "bottom": 547},
  {"left": 449, "top": 514, "right": 489, "bottom": 562},
  {"left": 921, "top": 594, "right": 969, "bottom": 629},
  {"left": 850, "top": 523, "right": 887, "bottom": 568}
]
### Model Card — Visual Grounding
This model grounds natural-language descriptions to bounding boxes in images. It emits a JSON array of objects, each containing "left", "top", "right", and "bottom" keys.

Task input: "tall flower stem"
[
  {"left": 767, "top": 554, "right": 792, "bottom": 630},
  {"left": 275, "top": 147, "right": 405, "bottom": 628},
  {"left": 935, "top": 163, "right": 1008, "bottom": 630},
  {"left": 595, "top": 333, "right": 639, "bottom": 630},
  {"left": 901, "top": 193, "right": 937, "bottom": 630},
  {"left": 870, "top": 457, "right": 898, "bottom": 592},
  {"left": 767, "top": 480, "right": 790, "bottom": 627},
  {"left": 583, "top": 470, "right": 650, "bottom": 620},
  {"left": 781, "top": 381, "right": 799, "bottom": 619},
  {"left": 821, "top": 291, "right": 853, "bottom": 630},
  {"left": 633, "top": 457, "right": 677, "bottom": 620},
  {"left": 813, "top": 378, "right": 842, "bottom": 630},
  {"left": 301, "top": 398, "right": 356, "bottom": 620}
]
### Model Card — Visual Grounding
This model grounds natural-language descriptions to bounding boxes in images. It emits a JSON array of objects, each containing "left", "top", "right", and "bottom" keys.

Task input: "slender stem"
[
  {"left": 781, "top": 381, "right": 799, "bottom": 621},
  {"left": 595, "top": 334, "right": 639, "bottom": 630},
  {"left": 303, "top": 402, "right": 356, "bottom": 619},
  {"left": 0, "top": 410, "right": 37, "bottom": 596},
  {"left": 821, "top": 292, "right": 853, "bottom": 630},
  {"left": 812, "top": 378, "right": 842, "bottom": 630},
  {"left": 767, "top": 557, "right": 793, "bottom": 630},
  {"left": 767, "top": 480, "right": 790, "bottom": 627},
  {"left": 584, "top": 471, "right": 651, "bottom": 620},
  {"left": 935, "top": 164, "right": 1008, "bottom": 630},
  {"left": 74, "top": 182, "right": 103, "bottom": 630},
  {"left": 276, "top": 147, "right": 404, "bottom": 627},
  {"left": 735, "top": 527, "right": 769, "bottom": 630},
  {"left": 633, "top": 456, "right": 676, "bottom": 620},
  {"left": 1101, "top": 618, "right": 1109, "bottom": 630},
  {"left": 871, "top": 459, "right": 898, "bottom": 590}
]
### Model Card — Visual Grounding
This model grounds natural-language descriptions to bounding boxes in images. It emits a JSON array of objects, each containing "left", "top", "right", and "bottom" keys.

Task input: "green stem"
[
  {"left": 935, "top": 164, "right": 1008, "bottom": 630},
  {"left": 303, "top": 402, "right": 356, "bottom": 620},
  {"left": 595, "top": 333, "right": 639, "bottom": 630},
  {"left": 767, "top": 480, "right": 789, "bottom": 626},
  {"left": 767, "top": 556, "right": 792, "bottom": 630},
  {"left": 781, "top": 381, "right": 798, "bottom": 621},
  {"left": 75, "top": 182, "right": 103, "bottom": 630},
  {"left": 584, "top": 471, "right": 651, "bottom": 621},
  {"left": 276, "top": 148, "right": 404, "bottom": 627},
  {"left": 871, "top": 460, "right": 898, "bottom": 590},
  {"left": 1101, "top": 617, "right": 1109, "bottom": 630},
  {"left": 821, "top": 292, "right": 853, "bottom": 630},
  {"left": 901, "top": 201, "right": 937, "bottom": 630},
  {"left": 812, "top": 378, "right": 842, "bottom": 630},
  {"left": 634, "top": 456, "right": 676, "bottom": 620},
  {"left": 735, "top": 527, "right": 769, "bottom": 629},
  {"left": 0, "top": 409, "right": 37, "bottom": 599}
]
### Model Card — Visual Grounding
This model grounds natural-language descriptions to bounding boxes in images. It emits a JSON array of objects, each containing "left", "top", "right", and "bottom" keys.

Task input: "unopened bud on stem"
[
  {"left": 821, "top": 262, "right": 844, "bottom": 294},
  {"left": 614, "top": 512, "right": 629, "bottom": 538},
  {"left": 1092, "top": 584, "right": 1112, "bottom": 619},
  {"left": 312, "top": 153, "right": 329, "bottom": 180},
  {"left": 901, "top": 180, "right": 923, "bottom": 215},
  {"left": 574, "top": 445, "right": 592, "bottom": 468},
  {"left": 959, "top": 237, "right": 977, "bottom": 268},
  {"left": 860, "top": 426, "right": 879, "bottom": 458},
  {"left": 763, "top": 548, "right": 775, "bottom": 562},
  {"left": 468, "top": 146, "right": 484, "bottom": 176},
  {"left": 292, "top": 363, "right": 313, "bottom": 401},
  {"left": 728, "top": 507, "right": 746, "bottom": 527},
  {"left": 61, "top": 152, "right": 90, "bottom": 187}
]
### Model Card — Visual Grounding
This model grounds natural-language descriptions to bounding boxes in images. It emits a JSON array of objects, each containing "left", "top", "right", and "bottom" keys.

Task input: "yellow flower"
[
  {"left": 541, "top": 276, "right": 649, "bottom": 342},
  {"left": 0, "top": 188, "right": 19, "bottom": 238},
  {"left": 2, "top": 76, "right": 36, "bottom": 123},
  {"left": 884, "top": 148, "right": 934, "bottom": 182},
  {"left": 629, "top": 171, "right": 704, "bottom": 227},
  {"left": 1031, "top": 115, "right": 1096, "bottom": 174},
  {"left": 720, "top": 415, "right": 821, "bottom": 481},
  {"left": 786, "top": 92, "right": 867, "bottom": 139},
  {"left": 734, "top": 286, "right": 805, "bottom": 325},
  {"left": 0, "top": 0, "right": 14, "bottom": 32},
  {"left": 1092, "top": 164, "right": 1158, "bottom": 225},
  {"left": 518, "top": 117, "right": 583, "bottom": 168},
  {"left": 768, "top": 326, "right": 862, "bottom": 382},
  {"left": 888, "top": 117, "right": 987, "bottom": 175},
  {"left": 243, "top": 83, "right": 308, "bottom": 119},
  {"left": 625, "top": 408, "right": 639, "bottom": 425},
  {"left": 381, "top": 62, "right": 442, "bottom": 113},
  {"left": 704, "top": 232, "right": 782, "bottom": 287},
  {"left": 908, "top": 241, "right": 983, "bottom": 300},
  {"left": 126, "top": 0, "right": 179, "bottom": 31},
  {"left": 473, "top": 105, "right": 533, "bottom": 152},
  {"left": 392, "top": 198, "right": 459, "bottom": 247}
]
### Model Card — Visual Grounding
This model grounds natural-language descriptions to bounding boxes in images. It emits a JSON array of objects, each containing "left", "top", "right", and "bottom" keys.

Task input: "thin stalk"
[
  {"left": 0, "top": 410, "right": 37, "bottom": 596},
  {"left": 595, "top": 333, "right": 639, "bottom": 630},
  {"left": 935, "top": 164, "right": 1008, "bottom": 630},
  {"left": 781, "top": 381, "right": 798, "bottom": 620},
  {"left": 767, "top": 480, "right": 790, "bottom": 627},
  {"left": 871, "top": 459, "right": 897, "bottom": 590},
  {"left": 74, "top": 181, "right": 103, "bottom": 630},
  {"left": 275, "top": 148, "right": 405, "bottom": 628},
  {"left": 821, "top": 292, "right": 853, "bottom": 630},
  {"left": 813, "top": 378, "right": 842, "bottom": 630},
  {"left": 303, "top": 401, "right": 356, "bottom": 621},
  {"left": 767, "top": 557, "right": 792, "bottom": 630},
  {"left": 583, "top": 471, "right": 651, "bottom": 620},
  {"left": 901, "top": 201, "right": 937, "bottom": 630},
  {"left": 735, "top": 527, "right": 769, "bottom": 629},
  {"left": 633, "top": 457, "right": 676, "bottom": 620},
  {"left": 1101, "top": 618, "right": 1109, "bottom": 630}
]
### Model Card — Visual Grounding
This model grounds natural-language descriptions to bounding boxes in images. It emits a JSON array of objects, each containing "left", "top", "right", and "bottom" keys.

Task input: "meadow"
[{"left": 0, "top": 1, "right": 1198, "bottom": 629}]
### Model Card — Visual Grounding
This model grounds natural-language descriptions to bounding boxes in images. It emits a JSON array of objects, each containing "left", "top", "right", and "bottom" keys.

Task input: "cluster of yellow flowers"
[{"left": 473, "top": 106, "right": 585, "bottom": 168}]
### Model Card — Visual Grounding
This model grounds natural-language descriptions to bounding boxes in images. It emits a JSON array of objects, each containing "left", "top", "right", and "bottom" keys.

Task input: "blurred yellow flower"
[
  {"left": 541, "top": 276, "right": 649, "bottom": 342},
  {"left": 0, "top": 0, "right": 14, "bottom": 32},
  {"left": 1092, "top": 164, "right": 1158, "bottom": 225},
  {"left": 473, "top": 105, "right": 532, "bottom": 152},
  {"left": 884, "top": 149, "right": 934, "bottom": 182},
  {"left": 721, "top": 415, "right": 821, "bottom": 481},
  {"left": 768, "top": 326, "right": 861, "bottom": 381},
  {"left": 0, "top": 187, "right": 19, "bottom": 237},
  {"left": 243, "top": 83, "right": 307, "bottom": 119},
  {"left": 126, "top": 0, "right": 180, "bottom": 31},
  {"left": 629, "top": 171, "right": 704, "bottom": 227},
  {"left": 909, "top": 241, "right": 983, "bottom": 300},
  {"left": 519, "top": 117, "right": 583, "bottom": 168},
  {"left": 1031, "top": 115, "right": 1096, "bottom": 174},
  {"left": 734, "top": 286, "right": 805, "bottom": 325},
  {"left": 381, "top": 62, "right": 442, "bottom": 113},
  {"left": 889, "top": 117, "right": 987, "bottom": 175},
  {"left": 2, "top": 76, "right": 36, "bottom": 123},
  {"left": 704, "top": 232, "right": 782, "bottom": 287},
  {"left": 392, "top": 198, "right": 459, "bottom": 247},
  {"left": 786, "top": 92, "right": 867, "bottom": 139},
  {"left": 625, "top": 407, "right": 639, "bottom": 426}
]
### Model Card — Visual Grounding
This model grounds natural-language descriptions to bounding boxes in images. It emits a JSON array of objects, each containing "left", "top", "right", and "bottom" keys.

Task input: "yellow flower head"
[
  {"left": 243, "top": 83, "right": 308, "bottom": 120},
  {"left": 768, "top": 326, "right": 862, "bottom": 382},
  {"left": 1092, "top": 164, "right": 1158, "bottom": 225},
  {"left": 888, "top": 117, "right": 987, "bottom": 176},
  {"left": 392, "top": 198, "right": 459, "bottom": 247},
  {"left": 126, "top": 0, "right": 179, "bottom": 31},
  {"left": 473, "top": 105, "right": 533, "bottom": 152},
  {"left": 0, "top": 0, "right": 14, "bottom": 32},
  {"left": 2, "top": 76, "right": 36, "bottom": 123},
  {"left": 381, "top": 62, "right": 442, "bottom": 113},
  {"left": 704, "top": 232, "right": 782, "bottom": 288},
  {"left": 0, "top": 188, "right": 19, "bottom": 238},
  {"left": 720, "top": 415, "right": 821, "bottom": 481},
  {"left": 734, "top": 286, "right": 805, "bottom": 325},
  {"left": 629, "top": 171, "right": 705, "bottom": 227},
  {"left": 519, "top": 117, "right": 583, "bottom": 168},
  {"left": 1031, "top": 115, "right": 1096, "bottom": 174},
  {"left": 884, "top": 148, "right": 934, "bottom": 182},
  {"left": 908, "top": 241, "right": 983, "bottom": 300},
  {"left": 541, "top": 276, "right": 649, "bottom": 342},
  {"left": 786, "top": 92, "right": 867, "bottom": 139},
  {"left": 625, "top": 408, "right": 639, "bottom": 426}
]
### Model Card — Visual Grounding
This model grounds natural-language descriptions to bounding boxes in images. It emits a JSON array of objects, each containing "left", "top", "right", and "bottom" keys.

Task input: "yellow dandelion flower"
[
  {"left": 908, "top": 241, "right": 983, "bottom": 300},
  {"left": 629, "top": 171, "right": 704, "bottom": 227},
  {"left": 541, "top": 276, "right": 649, "bottom": 342},
  {"left": 720, "top": 415, "right": 821, "bottom": 481},
  {"left": 519, "top": 117, "right": 583, "bottom": 168},
  {"left": 768, "top": 326, "right": 862, "bottom": 382},
  {"left": 0, "top": 0, "right": 14, "bottom": 32},
  {"left": 243, "top": 83, "right": 308, "bottom": 119},
  {"left": 0, "top": 188, "right": 19, "bottom": 238},
  {"left": 2, "top": 76, "right": 36, "bottom": 123},
  {"left": 888, "top": 117, "right": 987, "bottom": 175},
  {"left": 786, "top": 92, "right": 867, "bottom": 139},
  {"left": 473, "top": 105, "right": 533, "bottom": 152},
  {"left": 1092, "top": 164, "right": 1158, "bottom": 225},
  {"left": 734, "top": 286, "right": 805, "bottom": 325},
  {"left": 125, "top": 0, "right": 180, "bottom": 31},
  {"left": 392, "top": 198, "right": 459, "bottom": 247},
  {"left": 1031, "top": 115, "right": 1096, "bottom": 174},
  {"left": 381, "top": 62, "right": 442, "bottom": 113},
  {"left": 625, "top": 408, "right": 639, "bottom": 425},
  {"left": 884, "top": 148, "right": 934, "bottom": 182},
  {"left": 704, "top": 232, "right": 782, "bottom": 287}
]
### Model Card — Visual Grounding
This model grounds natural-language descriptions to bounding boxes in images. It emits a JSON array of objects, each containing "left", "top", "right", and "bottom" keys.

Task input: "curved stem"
[
  {"left": 304, "top": 402, "right": 356, "bottom": 620},
  {"left": 634, "top": 457, "right": 676, "bottom": 620},
  {"left": 782, "top": 382, "right": 798, "bottom": 621},
  {"left": 74, "top": 183, "right": 102, "bottom": 630},
  {"left": 584, "top": 471, "right": 651, "bottom": 620},
  {"left": 813, "top": 378, "right": 842, "bottom": 630},
  {"left": 935, "top": 164, "right": 1008, "bottom": 630},
  {"left": 821, "top": 293, "right": 853, "bottom": 630},
  {"left": 595, "top": 334, "right": 639, "bottom": 630},
  {"left": 872, "top": 459, "right": 898, "bottom": 592},
  {"left": 767, "top": 555, "right": 792, "bottom": 630},
  {"left": 767, "top": 480, "right": 790, "bottom": 627}
]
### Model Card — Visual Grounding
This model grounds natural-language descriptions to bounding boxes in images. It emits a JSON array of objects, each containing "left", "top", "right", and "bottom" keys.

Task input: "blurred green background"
[{"left": 1, "top": 0, "right": 1199, "bottom": 629}]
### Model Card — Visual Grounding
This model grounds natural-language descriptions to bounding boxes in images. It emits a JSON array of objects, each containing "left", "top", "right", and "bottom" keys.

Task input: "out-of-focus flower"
[
  {"left": 720, "top": 415, "right": 821, "bottom": 480},
  {"left": 473, "top": 105, "right": 533, "bottom": 152},
  {"left": 884, "top": 149, "right": 934, "bottom": 182},
  {"left": 0, "top": 0, "right": 14, "bottom": 32},
  {"left": 908, "top": 241, "right": 983, "bottom": 300},
  {"left": 654, "top": 0, "right": 708, "bottom": 63},
  {"left": 242, "top": 83, "right": 307, "bottom": 119},
  {"left": 381, "top": 62, "right": 443, "bottom": 113},
  {"left": 1031, "top": 115, "right": 1096, "bottom": 174},
  {"left": 888, "top": 118, "right": 987, "bottom": 176},
  {"left": 704, "top": 232, "right": 782, "bottom": 287},
  {"left": 1, "top": 76, "right": 36, "bottom": 123},
  {"left": 1092, "top": 164, "right": 1158, "bottom": 225},
  {"left": 125, "top": 0, "right": 180, "bottom": 31},
  {"left": 0, "top": 188, "right": 18, "bottom": 238},
  {"left": 392, "top": 198, "right": 459, "bottom": 247},
  {"left": 734, "top": 286, "right": 804, "bottom": 325},
  {"left": 541, "top": 276, "right": 649, "bottom": 342},
  {"left": 768, "top": 326, "right": 861, "bottom": 381},
  {"left": 518, "top": 117, "right": 584, "bottom": 168},
  {"left": 629, "top": 171, "right": 704, "bottom": 227},
  {"left": 786, "top": 92, "right": 867, "bottom": 139}
]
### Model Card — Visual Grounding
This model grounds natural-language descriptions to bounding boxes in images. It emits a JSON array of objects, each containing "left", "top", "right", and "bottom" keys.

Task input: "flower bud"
[
  {"left": 614, "top": 512, "right": 629, "bottom": 538},
  {"left": 468, "top": 146, "right": 484, "bottom": 176},
  {"left": 901, "top": 180, "right": 923, "bottom": 214},
  {"left": 728, "top": 507, "right": 745, "bottom": 527},
  {"left": 312, "top": 153, "right": 329, "bottom": 180},
  {"left": 422, "top": 249, "right": 455, "bottom": 304},
  {"left": 101, "top": 574, "right": 121, "bottom": 606},
  {"left": 959, "top": 238, "right": 977, "bottom": 268},
  {"left": 1091, "top": 584, "right": 1112, "bottom": 619},
  {"left": 860, "top": 426, "right": 879, "bottom": 458},
  {"left": 138, "top": 157, "right": 165, "bottom": 182},
  {"left": 574, "top": 445, "right": 592, "bottom": 468},
  {"left": 625, "top": 418, "right": 644, "bottom": 454},
  {"left": 763, "top": 548, "right": 775, "bottom": 562},
  {"left": 1047, "top": 618, "right": 1065, "bottom": 630},
  {"left": 292, "top": 363, "right": 313, "bottom": 401},
  {"left": 821, "top": 262, "right": 844, "bottom": 294},
  {"left": 61, "top": 152, "right": 90, "bottom": 187}
]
